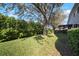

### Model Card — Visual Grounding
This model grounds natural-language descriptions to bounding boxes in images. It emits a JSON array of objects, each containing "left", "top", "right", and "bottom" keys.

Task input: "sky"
[
  {"left": 0, "top": 3, "right": 74, "bottom": 24},
  {"left": 62, "top": 3, "right": 74, "bottom": 10},
  {"left": 61, "top": 3, "right": 74, "bottom": 24}
]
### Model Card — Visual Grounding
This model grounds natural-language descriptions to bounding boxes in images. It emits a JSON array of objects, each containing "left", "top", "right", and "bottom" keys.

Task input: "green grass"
[{"left": 0, "top": 34, "right": 60, "bottom": 56}]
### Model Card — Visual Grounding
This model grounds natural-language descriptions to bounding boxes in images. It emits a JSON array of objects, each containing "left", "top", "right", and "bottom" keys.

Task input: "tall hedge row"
[{"left": 68, "top": 28, "right": 79, "bottom": 55}]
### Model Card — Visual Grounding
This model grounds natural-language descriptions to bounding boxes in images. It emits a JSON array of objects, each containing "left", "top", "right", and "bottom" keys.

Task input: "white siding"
[{"left": 68, "top": 13, "right": 79, "bottom": 24}]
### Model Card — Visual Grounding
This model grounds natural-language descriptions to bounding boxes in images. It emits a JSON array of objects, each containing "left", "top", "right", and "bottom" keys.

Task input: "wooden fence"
[{"left": 58, "top": 24, "right": 79, "bottom": 30}]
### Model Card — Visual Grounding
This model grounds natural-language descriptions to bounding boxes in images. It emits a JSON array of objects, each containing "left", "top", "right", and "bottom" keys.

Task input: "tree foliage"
[
  {"left": 0, "top": 13, "right": 43, "bottom": 41},
  {"left": 51, "top": 9, "right": 66, "bottom": 28},
  {"left": 0, "top": 3, "right": 65, "bottom": 34},
  {"left": 68, "top": 29, "right": 79, "bottom": 55}
]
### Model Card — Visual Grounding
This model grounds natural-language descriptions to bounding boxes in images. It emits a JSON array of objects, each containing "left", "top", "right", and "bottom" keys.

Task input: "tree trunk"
[
  {"left": 42, "top": 15, "right": 48, "bottom": 35},
  {"left": 53, "top": 26, "right": 56, "bottom": 33},
  {"left": 50, "top": 23, "right": 56, "bottom": 33},
  {"left": 43, "top": 23, "right": 48, "bottom": 35}
]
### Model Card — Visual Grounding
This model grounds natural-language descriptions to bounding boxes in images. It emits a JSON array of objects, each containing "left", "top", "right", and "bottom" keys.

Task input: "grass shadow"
[
  {"left": 0, "top": 38, "right": 17, "bottom": 43},
  {"left": 34, "top": 35, "right": 44, "bottom": 45},
  {"left": 55, "top": 30, "right": 74, "bottom": 56}
]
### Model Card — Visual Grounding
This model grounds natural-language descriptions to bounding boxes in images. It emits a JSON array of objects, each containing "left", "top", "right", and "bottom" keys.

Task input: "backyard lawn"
[{"left": 0, "top": 34, "right": 60, "bottom": 56}]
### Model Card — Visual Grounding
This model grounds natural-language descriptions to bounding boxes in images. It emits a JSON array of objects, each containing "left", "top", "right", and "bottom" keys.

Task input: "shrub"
[
  {"left": 47, "top": 29, "right": 53, "bottom": 34},
  {"left": 0, "top": 31, "right": 3, "bottom": 40},
  {"left": 0, "top": 28, "right": 19, "bottom": 41},
  {"left": 33, "top": 23, "right": 43, "bottom": 34},
  {"left": 68, "top": 28, "right": 79, "bottom": 55},
  {"left": 19, "top": 33, "right": 24, "bottom": 38}
]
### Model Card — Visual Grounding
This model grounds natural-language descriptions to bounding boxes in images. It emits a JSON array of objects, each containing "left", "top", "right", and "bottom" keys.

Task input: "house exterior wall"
[
  {"left": 68, "top": 3, "right": 79, "bottom": 24},
  {"left": 68, "top": 13, "right": 79, "bottom": 24}
]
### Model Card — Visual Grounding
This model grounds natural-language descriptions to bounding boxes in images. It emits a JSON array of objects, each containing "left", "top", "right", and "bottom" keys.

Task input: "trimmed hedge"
[{"left": 68, "top": 28, "right": 79, "bottom": 55}]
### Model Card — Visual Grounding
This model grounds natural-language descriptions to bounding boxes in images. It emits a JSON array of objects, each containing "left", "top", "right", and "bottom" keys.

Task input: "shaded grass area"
[
  {"left": 55, "top": 30, "right": 73, "bottom": 56},
  {"left": 0, "top": 34, "right": 60, "bottom": 56}
]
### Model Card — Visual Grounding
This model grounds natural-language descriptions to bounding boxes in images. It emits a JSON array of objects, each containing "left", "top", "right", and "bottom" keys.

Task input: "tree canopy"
[{"left": 0, "top": 3, "right": 65, "bottom": 34}]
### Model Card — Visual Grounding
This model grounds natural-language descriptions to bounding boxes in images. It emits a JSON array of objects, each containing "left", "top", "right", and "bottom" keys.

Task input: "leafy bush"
[
  {"left": 47, "top": 29, "right": 53, "bottom": 34},
  {"left": 68, "top": 28, "right": 79, "bottom": 55},
  {"left": 0, "top": 28, "right": 19, "bottom": 41},
  {"left": 33, "top": 22, "right": 43, "bottom": 34},
  {"left": 19, "top": 33, "right": 24, "bottom": 38},
  {"left": 0, "top": 32, "right": 3, "bottom": 40},
  {"left": 0, "top": 13, "right": 44, "bottom": 41}
]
